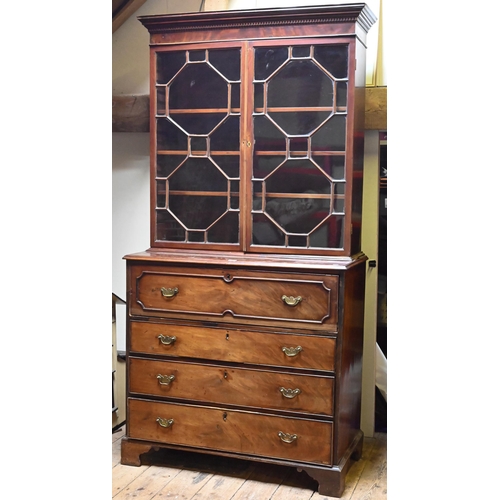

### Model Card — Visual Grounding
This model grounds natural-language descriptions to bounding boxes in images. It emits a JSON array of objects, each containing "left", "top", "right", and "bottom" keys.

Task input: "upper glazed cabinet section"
[{"left": 139, "top": 4, "right": 376, "bottom": 257}]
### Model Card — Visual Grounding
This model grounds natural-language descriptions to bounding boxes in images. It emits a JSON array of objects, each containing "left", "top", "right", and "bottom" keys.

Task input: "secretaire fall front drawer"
[
  {"left": 127, "top": 264, "right": 339, "bottom": 330},
  {"left": 129, "top": 321, "right": 336, "bottom": 371}
]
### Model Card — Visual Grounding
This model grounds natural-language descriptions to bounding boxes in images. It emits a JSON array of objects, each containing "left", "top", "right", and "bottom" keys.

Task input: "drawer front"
[
  {"left": 130, "top": 322, "right": 336, "bottom": 372},
  {"left": 128, "top": 398, "right": 332, "bottom": 465},
  {"left": 129, "top": 357, "right": 334, "bottom": 416},
  {"left": 128, "top": 264, "right": 338, "bottom": 329}
]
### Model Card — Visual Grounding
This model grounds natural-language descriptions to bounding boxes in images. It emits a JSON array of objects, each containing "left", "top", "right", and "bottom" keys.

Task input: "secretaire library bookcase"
[{"left": 120, "top": 3, "right": 376, "bottom": 497}]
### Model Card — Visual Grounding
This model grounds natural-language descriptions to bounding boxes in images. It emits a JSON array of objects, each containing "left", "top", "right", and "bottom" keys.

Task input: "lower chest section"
[{"left": 125, "top": 261, "right": 341, "bottom": 467}]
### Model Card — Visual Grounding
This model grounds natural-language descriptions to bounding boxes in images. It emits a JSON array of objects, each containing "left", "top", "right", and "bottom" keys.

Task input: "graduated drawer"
[
  {"left": 128, "top": 264, "right": 338, "bottom": 330},
  {"left": 130, "top": 322, "right": 336, "bottom": 372},
  {"left": 128, "top": 398, "right": 333, "bottom": 465},
  {"left": 129, "top": 357, "right": 333, "bottom": 416}
]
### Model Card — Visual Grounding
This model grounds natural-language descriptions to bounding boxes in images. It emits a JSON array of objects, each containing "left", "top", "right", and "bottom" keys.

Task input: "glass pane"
[
  {"left": 265, "top": 195, "right": 322, "bottom": 233},
  {"left": 312, "top": 155, "right": 345, "bottom": 179},
  {"left": 157, "top": 154, "right": 185, "bottom": 178},
  {"left": 187, "top": 231, "right": 205, "bottom": 242},
  {"left": 269, "top": 111, "right": 331, "bottom": 136},
  {"left": 314, "top": 45, "right": 349, "bottom": 79},
  {"left": 253, "top": 181, "right": 264, "bottom": 211},
  {"left": 189, "top": 50, "right": 206, "bottom": 62},
  {"left": 265, "top": 159, "right": 331, "bottom": 194},
  {"left": 334, "top": 182, "right": 345, "bottom": 213},
  {"left": 157, "top": 51, "right": 186, "bottom": 85},
  {"left": 156, "top": 87, "right": 166, "bottom": 115},
  {"left": 210, "top": 115, "right": 240, "bottom": 151},
  {"left": 268, "top": 60, "right": 333, "bottom": 108},
  {"left": 289, "top": 137, "right": 308, "bottom": 154},
  {"left": 230, "top": 180, "right": 240, "bottom": 209},
  {"left": 252, "top": 213, "right": 285, "bottom": 246},
  {"left": 253, "top": 155, "right": 285, "bottom": 178},
  {"left": 336, "top": 81, "right": 347, "bottom": 108},
  {"left": 169, "top": 64, "right": 227, "bottom": 109},
  {"left": 208, "top": 212, "right": 239, "bottom": 243},
  {"left": 156, "top": 180, "right": 166, "bottom": 208},
  {"left": 231, "top": 83, "right": 240, "bottom": 109},
  {"left": 170, "top": 112, "right": 227, "bottom": 135},
  {"left": 310, "top": 216, "right": 344, "bottom": 248},
  {"left": 289, "top": 235, "right": 308, "bottom": 247},
  {"left": 209, "top": 48, "right": 241, "bottom": 81},
  {"left": 191, "top": 136, "right": 208, "bottom": 155},
  {"left": 254, "top": 115, "right": 286, "bottom": 151},
  {"left": 292, "top": 46, "right": 310, "bottom": 58},
  {"left": 168, "top": 158, "right": 227, "bottom": 192},
  {"left": 169, "top": 194, "right": 227, "bottom": 230},
  {"left": 254, "top": 46, "right": 288, "bottom": 80},
  {"left": 311, "top": 115, "right": 346, "bottom": 151},
  {"left": 213, "top": 155, "right": 240, "bottom": 178},
  {"left": 156, "top": 211, "right": 185, "bottom": 241},
  {"left": 157, "top": 118, "right": 187, "bottom": 151},
  {"left": 254, "top": 83, "right": 264, "bottom": 109}
]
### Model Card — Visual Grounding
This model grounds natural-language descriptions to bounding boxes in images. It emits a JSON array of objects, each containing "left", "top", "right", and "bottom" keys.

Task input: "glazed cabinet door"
[
  {"left": 151, "top": 38, "right": 356, "bottom": 255},
  {"left": 153, "top": 43, "right": 244, "bottom": 249},
  {"left": 248, "top": 39, "right": 355, "bottom": 255}
]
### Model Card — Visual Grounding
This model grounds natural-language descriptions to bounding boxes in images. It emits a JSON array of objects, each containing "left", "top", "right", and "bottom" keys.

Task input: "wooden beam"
[
  {"left": 112, "top": 95, "right": 150, "bottom": 133},
  {"left": 364, "top": 87, "right": 387, "bottom": 130},
  {"left": 112, "top": 87, "right": 387, "bottom": 133},
  {"left": 112, "top": 0, "right": 147, "bottom": 33}
]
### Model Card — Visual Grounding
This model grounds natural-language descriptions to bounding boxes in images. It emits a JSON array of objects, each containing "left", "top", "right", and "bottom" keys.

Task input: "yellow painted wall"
[{"left": 361, "top": 130, "right": 381, "bottom": 437}]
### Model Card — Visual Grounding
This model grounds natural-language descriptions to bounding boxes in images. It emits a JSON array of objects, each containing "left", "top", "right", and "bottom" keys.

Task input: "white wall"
[
  {"left": 113, "top": 0, "right": 206, "bottom": 352},
  {"left": 112, "top": 0, "right": 204, "bottom": 302}
]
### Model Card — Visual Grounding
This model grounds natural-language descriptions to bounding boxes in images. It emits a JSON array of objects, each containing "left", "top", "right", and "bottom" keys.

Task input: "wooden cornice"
[
  {"left": 138, "top": 3, "right": 377, "bottom": 35},
  {"left": 112, "top": 87, "right": 387, "bottom": 133}
]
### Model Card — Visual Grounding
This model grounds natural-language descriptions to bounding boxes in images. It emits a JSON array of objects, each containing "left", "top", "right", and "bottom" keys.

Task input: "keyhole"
[
  {"left": 226, "top": 333, "right": 229, "bottom": 341},
  {"left": 223, "top": 412, "right": 227, "bottom": 421},
  {"left": 224, "top": 371, "right": 228, "bottom": 379}
]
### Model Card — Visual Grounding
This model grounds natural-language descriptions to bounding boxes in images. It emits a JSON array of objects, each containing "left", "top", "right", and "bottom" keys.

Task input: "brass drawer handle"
[
  {"left": 156, "top": 417, "right": 174, "bottom": 428},
  {"left": 161, "top": 287, "right": 179, "bottom": 298},
  {"left": 157, "top": 374, "right": 175, "bottom": 385},
  {"left": 282, "top": 346, "right": 302, "bottom": 357},
  {"left": 282, "top": 295, "right": 302, "bottom": 306},
  {"left": 158, "top": 334, "right": 177, "bottom": 345},
  {"left": 279, "top": 387, "right": 301, "bottom": 399},
  {"left": 278, "top": 431, "right": 297, "bottom": 444}
]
